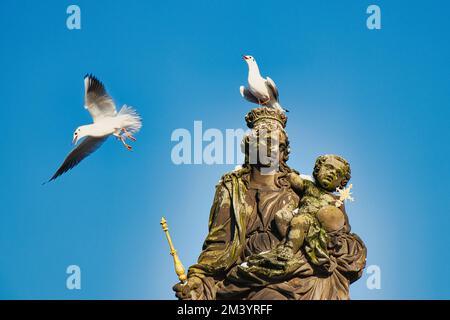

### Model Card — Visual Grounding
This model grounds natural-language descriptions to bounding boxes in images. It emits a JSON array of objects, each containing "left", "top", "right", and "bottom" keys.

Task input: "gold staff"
[{"left": 160, "top": 217, "right": 187, "bottom": 283}]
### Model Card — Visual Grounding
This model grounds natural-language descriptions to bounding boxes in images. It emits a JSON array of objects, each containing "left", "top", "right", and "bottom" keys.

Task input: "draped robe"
[{"left": 187, "top": 169, "right": 367, "bottom": 300}]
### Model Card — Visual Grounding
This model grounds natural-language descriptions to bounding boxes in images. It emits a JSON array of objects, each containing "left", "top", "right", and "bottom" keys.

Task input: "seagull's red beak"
[
  {"left": 242, "top": 55, "right": 249, "bottom": 60},
  {"left": 72, "top": 135, "right": 78, "bottom": 145}
]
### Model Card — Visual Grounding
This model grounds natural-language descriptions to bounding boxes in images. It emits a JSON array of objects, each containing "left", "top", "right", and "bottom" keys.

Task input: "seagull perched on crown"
[{"left": 240, "top": 55, "right": 288, "bottom": 113}]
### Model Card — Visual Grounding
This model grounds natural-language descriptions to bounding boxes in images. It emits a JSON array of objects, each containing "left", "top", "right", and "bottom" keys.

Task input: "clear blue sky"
[{"left": 0, "top": 0, "right": 449, "bottom": 299}]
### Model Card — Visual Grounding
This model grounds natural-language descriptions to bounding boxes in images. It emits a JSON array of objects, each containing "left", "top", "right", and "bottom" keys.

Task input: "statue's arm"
[
  {"left": 287, "top": 172, "right": 307, "bottom": 195},
  {"left": 183, "top": 182, "right": 235, "bottom": 299},
  {"left": 274, "top": 172, "right": 307, "bottom": 238}
]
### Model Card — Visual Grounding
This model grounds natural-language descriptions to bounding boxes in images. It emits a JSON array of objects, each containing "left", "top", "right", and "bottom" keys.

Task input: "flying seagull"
[
  {"left": 240, "top": 55, "right": 288, "bottom": 113},
  {"left": 45, "top": 74, "right": 142, "bottom": 183}
]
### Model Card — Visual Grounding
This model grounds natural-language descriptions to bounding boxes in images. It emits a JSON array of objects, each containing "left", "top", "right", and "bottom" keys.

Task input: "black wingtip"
[
  {"left": 42, "top": 178, "right": 53, "bottom": 185},
  {"left": 84, "top": 73, "right": 100, "bottom": 83},
  {"left": 84, "top": 74, "right": 105, "bottom": 93},
  {"left": 43, "top": 173, "right": 59, "bottom": 185}
]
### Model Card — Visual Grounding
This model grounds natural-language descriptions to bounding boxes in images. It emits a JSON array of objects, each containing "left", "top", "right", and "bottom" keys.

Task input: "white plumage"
[
  {"left": 240, "top": 55, "right": 288, "bottom": 113},
  {"left": 46, "top": 74, "right": 142, "bottom": 183}
]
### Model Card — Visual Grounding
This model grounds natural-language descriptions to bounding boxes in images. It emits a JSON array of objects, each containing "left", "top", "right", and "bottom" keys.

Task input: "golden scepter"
[{"left": 160, "top": 217, "right": 187, "bottom": 283}]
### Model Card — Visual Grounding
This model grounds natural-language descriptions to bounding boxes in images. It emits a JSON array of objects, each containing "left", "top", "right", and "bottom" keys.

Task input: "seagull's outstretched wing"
[
  {"left": 240, "top": 86, "right": 259, "bottom": 104},
  {"left": 84, "top": 74, "right": 117, "bottom": 122},
  {"left": 265, "top": 77, "right": 279, "bottom": 101},
  {"left": 47, "top": 136, "right": 107, "bottom": 183}
]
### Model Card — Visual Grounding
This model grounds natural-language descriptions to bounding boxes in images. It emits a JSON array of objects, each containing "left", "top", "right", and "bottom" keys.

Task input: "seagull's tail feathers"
[{"left": 118, "top": 105, "right": 142, "bottom": 134}]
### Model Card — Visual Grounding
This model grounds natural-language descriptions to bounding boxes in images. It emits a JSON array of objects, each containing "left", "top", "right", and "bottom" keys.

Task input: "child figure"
[{"left": 274, "top": 154, "right": 352, "bottom": 266}]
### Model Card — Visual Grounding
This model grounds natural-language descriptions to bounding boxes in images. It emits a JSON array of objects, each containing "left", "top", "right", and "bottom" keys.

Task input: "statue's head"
[
  {"left": 241, "top": 108, "right": 290, "bottom": 173},
  {"left": 313, "top": 154, "right": 351, "bottom": 192}
]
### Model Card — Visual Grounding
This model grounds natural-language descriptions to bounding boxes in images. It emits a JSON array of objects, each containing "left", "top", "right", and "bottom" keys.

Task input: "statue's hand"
[
  {"left": 247, "top": 250, "right": 287, "bottom": 270},
  {"left": 172, "top": 276, "right": 203, "bottom": 300},
  {"left": 275, "top": 208, "right": 294, "bottom": 237},
  {"left": 276, "top": 244, "right": 294, "bottom": 261}
]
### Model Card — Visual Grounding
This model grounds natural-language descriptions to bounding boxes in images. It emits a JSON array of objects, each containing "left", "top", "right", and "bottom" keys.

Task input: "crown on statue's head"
[{"left": 245, "top": 107, "right": 287, "bottom": 130}]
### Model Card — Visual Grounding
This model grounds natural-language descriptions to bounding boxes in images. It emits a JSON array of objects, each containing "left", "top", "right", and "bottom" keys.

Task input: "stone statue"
[
  {"left": 245, "top": 155, "right": 354, "bottom": 276},
  {"left": 173, "top": 108, "right": 366, "bottom": 300}
]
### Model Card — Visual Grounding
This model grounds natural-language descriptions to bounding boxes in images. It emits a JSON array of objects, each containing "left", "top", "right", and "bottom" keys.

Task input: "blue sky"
[{"left": 0, "top": 0, "right": 449, "bottom": 299}]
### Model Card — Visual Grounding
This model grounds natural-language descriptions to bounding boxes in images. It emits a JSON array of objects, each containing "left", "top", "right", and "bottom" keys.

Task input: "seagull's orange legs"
[
  {"left": 122, "top": 127, "right": 136, "bottom": 141},
  {"left": 120, "top": 136, "right": 132, "bottom": 150},
  {"left": 117, "top": 128, "right": 133, "bottom": 151}
]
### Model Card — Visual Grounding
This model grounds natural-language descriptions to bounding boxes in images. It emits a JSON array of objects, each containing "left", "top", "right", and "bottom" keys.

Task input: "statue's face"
[
  {"left": 249, "top": 130, "right": 286, "bottom": 169},
  {"left": 316, "top": 158, "right": 347, "bottom": 191}
]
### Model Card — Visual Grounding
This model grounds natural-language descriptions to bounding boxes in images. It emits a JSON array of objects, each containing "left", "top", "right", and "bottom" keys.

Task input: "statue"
[
  {"left": 244, "top": 155, "right": 354, "bottom": 276},
  {"left": 172, "top": 107, "right": 366, "bottom": 300}
]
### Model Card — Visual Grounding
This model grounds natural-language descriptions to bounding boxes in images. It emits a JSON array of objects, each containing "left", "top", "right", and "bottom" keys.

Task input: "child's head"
[{"left": 313, "top": 154, "right": 351, "bottom": 192}]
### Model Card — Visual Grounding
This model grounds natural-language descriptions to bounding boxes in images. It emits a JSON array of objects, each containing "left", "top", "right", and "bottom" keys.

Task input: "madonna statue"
[{"left": 173, "top": 108, "right": 366, "bottom": 300}]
